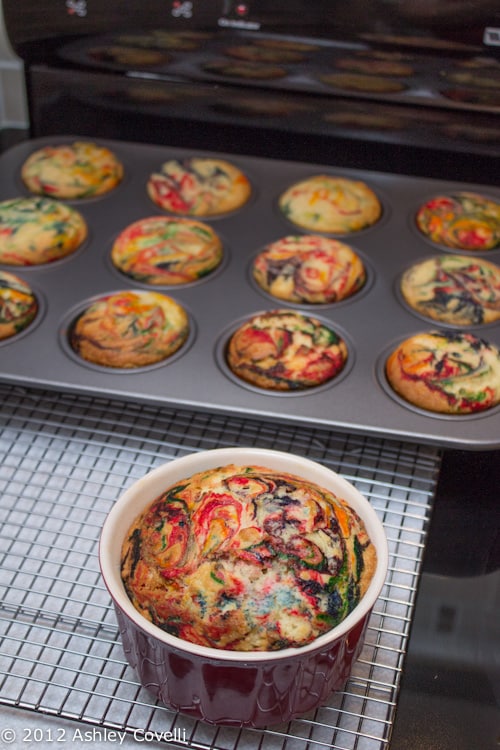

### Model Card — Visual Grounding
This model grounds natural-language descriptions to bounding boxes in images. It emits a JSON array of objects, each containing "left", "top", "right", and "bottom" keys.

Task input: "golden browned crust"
[
  {"left": 71, "top": 291, "right": 189, "bottom": 368},
  {"left": 385, "top": 330, "right": 500, "bottom": 414},
  {"left": 358, "top": 537, "right": 377, "bottom": 598}
]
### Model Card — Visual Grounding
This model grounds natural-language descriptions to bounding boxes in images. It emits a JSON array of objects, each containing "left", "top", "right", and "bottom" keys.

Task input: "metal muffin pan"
[
  {"left": 0, "top": 135, "right": 499, "bottom": 449},
  {"left": 58, "top": 31, "right": 500, "bottom": 113}
]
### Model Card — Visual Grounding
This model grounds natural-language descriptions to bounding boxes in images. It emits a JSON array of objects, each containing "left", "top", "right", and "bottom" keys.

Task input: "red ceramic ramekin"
[{"left": 99, "top": 447, "right": 388, "bottom": 727}]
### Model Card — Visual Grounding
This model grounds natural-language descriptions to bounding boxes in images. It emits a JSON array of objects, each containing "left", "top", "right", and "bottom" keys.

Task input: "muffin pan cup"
[{"left": 0, "top": 135, "right": 499, "bottom": 449}]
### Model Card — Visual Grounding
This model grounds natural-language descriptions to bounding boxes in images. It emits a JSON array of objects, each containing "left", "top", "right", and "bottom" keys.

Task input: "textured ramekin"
[{"left": 99, "top": 447, "right": 388, "bottom": 727}]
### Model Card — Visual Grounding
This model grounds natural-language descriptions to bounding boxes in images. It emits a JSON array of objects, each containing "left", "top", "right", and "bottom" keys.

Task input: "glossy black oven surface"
[
  {"left": 4, "top": 0, "right": 500, "bottom": 186},
  {"left": 390, "top": 448, "right": 500, "bottom": 750}
]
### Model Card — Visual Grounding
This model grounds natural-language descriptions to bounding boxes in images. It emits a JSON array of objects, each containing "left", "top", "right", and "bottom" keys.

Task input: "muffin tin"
[
  {"left": 0, "top": 135, "right": 499, "bottom": 449},
  {"left": 57, "top": 30, "right": 500, "bottom": 114}
]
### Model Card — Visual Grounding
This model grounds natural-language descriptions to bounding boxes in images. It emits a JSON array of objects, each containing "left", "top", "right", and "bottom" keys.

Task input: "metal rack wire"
[{"left": 0, "top": 383, "right": 440, "bottom": 749}]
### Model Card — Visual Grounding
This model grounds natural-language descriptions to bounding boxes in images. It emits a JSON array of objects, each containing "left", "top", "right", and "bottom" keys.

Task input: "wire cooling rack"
[{"left": 0, "top": 383, "right": 440, "bottom": 749}]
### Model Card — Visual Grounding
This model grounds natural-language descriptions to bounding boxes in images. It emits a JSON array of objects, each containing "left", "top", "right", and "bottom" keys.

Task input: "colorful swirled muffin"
[
  {"left": 223, "top": 43, "right": 305, "bottom": 63},
  {"left": 400, "top": 255, "right": 500, "bottom": 326},
  {"left": 442, "top": 68, "right": 500, "bottom": 91},
  {"left": 279, "top": 175, "right": 381, "bottom": 234},
  {"left": 415, "top": 192, "right": 500, "bottom": 251},
  {"left": 0, "top": 271, "right": 38, "bottom": 340},
  {"left": 254, "top": 38, "right": 319, "bottom": 53},
  {"left": 70, "top": 290, "right": 189, "bottom": 368},
  {"left": 21, "top": 141, "right": 124, "bottom": 199},
  {"left": 333, "top": 55, "right": 414, "bottom": 77},
  {"left": 226, "top": 310, "right": 348, "bottom": 390},
  {"left": 116, "top": 30, "right": 207, "bottom": 51},
  {"left": 0, "top": 197, "right": 87, "bottom": 265},
  {"left": 87, "top": 45, "right": 171, "bottom": 67},
  {"left": 147, "top": 157, "right": 251, "bottom": 217},
  {"left": 319, "top": 72, "right": 407, "bottom": 94},
  {"left": 111, "top": 216, "right": 223, "bottom": 285},
  {"left": 252, "top": 235, "right": 366, "bottom": 304},
  {"left": 202, "top": 59, "right": 288, "bottom": 80},
  {"left": 121, "top": 463, "right": 377, "bottom": 651},
  {"left": 385, "top": 330, "right": 500, "bottom": 414}
]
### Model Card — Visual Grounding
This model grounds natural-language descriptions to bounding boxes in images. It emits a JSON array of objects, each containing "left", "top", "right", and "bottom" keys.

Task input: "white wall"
[{"left": 0, "top": 3, "right": 28, "bottom": 128}]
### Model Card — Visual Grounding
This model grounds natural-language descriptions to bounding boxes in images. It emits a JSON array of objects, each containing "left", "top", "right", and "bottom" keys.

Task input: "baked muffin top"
[
  {"left": 0, "top": 197, "right": 87, "bottom": 266},
  {"left": 87, "top": 45, "right": 171, "bottom": 68},
  {"left": 333, "top": 55, "right": 414, "bottom": 77},
  {"left": 385, "top": 330, "right": 500, "bottom": 414},
  {"left": 70, "top": 290, "right": 189, "bottom": 369},
  {"left": 223, "top": 43, "right": 305, "bottom": 64},
  {"left": 415, "top": 192, "right": 500, "bottom": 251},
  {"left": 202, "top": 58, "right": 288, "bottom": 80},
  {"left": 252, "top": 234, "right": 366, "bottom": 304},
  {"left": 147, "top": 157, "right": 251, "bottom": 216},
  {"left": 121, "top": 463, "right": 377, "bottom": 651},
  {"left": 319, "top": 72, "right": 407, "bottom": 93},
  {"left": 21, "top": 141, "right": 124, "bottom": 199},
  {"left": 0, "top": 270, "right": 38, "bottom": 340},
  {"left": 400, "top": 255, "right": 500, "bottom": 326},
  {"left": 226, "top": 309, "right": 348, "bottom": 391},
  {"left": 279, "top": 175, "right": 381, "bottom": 234},
  {"left": 111, "top": 216, "right": 223, "bottom": 285}
]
